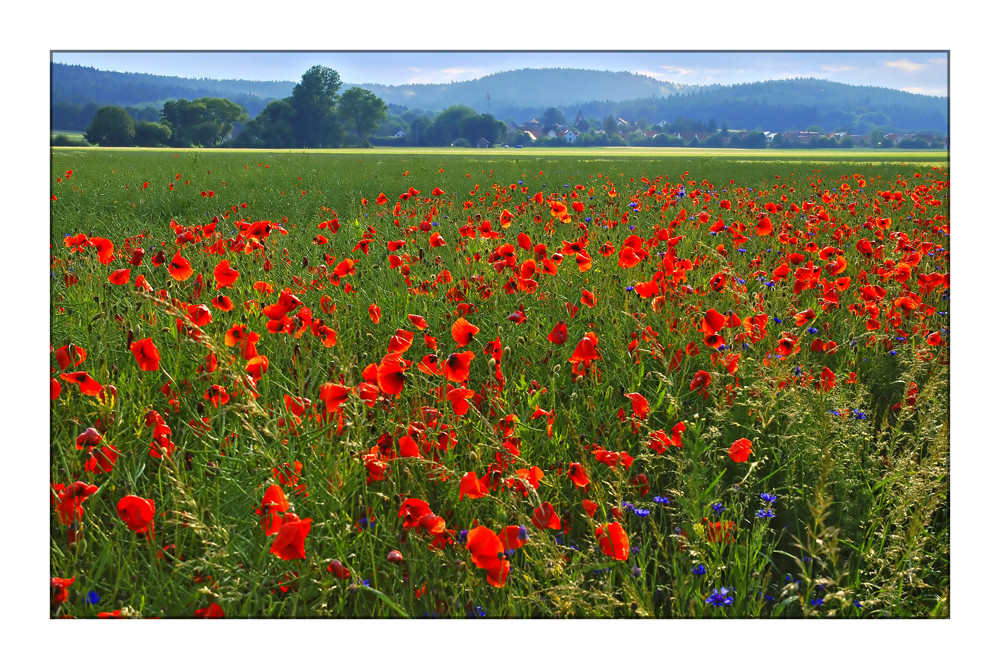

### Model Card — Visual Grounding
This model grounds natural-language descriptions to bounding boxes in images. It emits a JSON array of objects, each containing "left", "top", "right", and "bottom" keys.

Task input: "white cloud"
[
  {"left": 885, "top": 59, "right": 926, "bottom": 72},
  {"left": 821, "top": 64, "right": 855, "bottom": 73}
]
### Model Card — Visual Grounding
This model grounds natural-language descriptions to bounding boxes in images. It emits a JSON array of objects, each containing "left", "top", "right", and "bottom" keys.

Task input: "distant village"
[{"left": 384, "top": 109, "right": 948, "bottom": 150}]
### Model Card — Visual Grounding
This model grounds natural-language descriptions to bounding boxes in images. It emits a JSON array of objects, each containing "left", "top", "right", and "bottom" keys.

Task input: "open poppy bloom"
[
  {"left": 596, "top": 522, "right": 630, "bottom": 560},
  {"left": 213, "top": 259, "right": 240, "bottom": 288},
  {"left": 443, "top": 350, "right": 474, "bottom": 384},
  {"left": 451, "top": 317, "right": 479, "bottom": 347},
  {"left": 270, "top": 513, "right": 312, "bottom": 560},
  {"left": 377, "top": 354, "right": 407, "bottom": 395},
  {"left": 117, "top": 495, "right": 156, "bottom": 538},
  {"left": 60, "top": 371, "right": 104, "bottom": 396},
  {"left": 624, "top": 392, "right": 649, "bottom": 420},
  {"left": 51, "top": 576, "right": 76, "bottom": 606},
  {"left": 531, "top": 501, "right": 561, "bottom": 530},
  {"left": 130, "top": 338, "right": 160, "bottom": 371},
  {"left": 466, "top": 526, "right": 510, "bottom": 588},
  {"left": 54, "top": 343, "right": 87, "bottom": 370},
  {"left": 54, "top": 481, "right": 99, "bottom": 526},
  {"left": 567, "top": 462, "right": 590, "bottom": 488},
  {"left": 446, "top": 384, "right": 476, "bottom": 416},
  {"left": 108, "top": 268, "right": 131, "bottom": 285},
  {"left": 168, "top": 250, "right": 193, "bottom": 281},
  {"left": 459, "top": 471, "right": 489, "bottom": 500},
  {"left": 729, "top": 437, "right": 753, "bottom": 463}
]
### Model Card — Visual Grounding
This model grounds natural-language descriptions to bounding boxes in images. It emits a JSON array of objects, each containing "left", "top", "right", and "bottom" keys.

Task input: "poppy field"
[{"left": 49, "top": 148, "right": 950, "bottom": 619}]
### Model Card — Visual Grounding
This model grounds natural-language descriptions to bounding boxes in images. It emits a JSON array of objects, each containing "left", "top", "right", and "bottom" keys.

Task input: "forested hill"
[
  {"left": 51, "top": 64, "right": 292, "bottom": 117},
  {"left": 358, "top": 68, "right": 693, "bottom": 117},
  {"left": 51, "top": 63, "right": 948, "bottom": 134}
]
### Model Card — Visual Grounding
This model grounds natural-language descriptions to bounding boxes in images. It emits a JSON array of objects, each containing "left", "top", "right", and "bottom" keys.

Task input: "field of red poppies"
[{"left": 49, "top": 149, "right": 949, "bottom": 618}]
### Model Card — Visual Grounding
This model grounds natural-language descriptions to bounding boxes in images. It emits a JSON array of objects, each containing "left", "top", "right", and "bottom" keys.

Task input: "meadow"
[{"left": 49, "top": 147, "right": 949, "bottom": 619}]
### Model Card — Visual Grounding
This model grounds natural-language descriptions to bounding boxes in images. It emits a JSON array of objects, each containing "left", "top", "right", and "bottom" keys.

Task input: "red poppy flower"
[
  {"left": 446, "top": 384, "right": 476, "bottom": 416},
  {"left": 117, "top": 495, "right": 156, "bottom": 538},
  {"left": 204, "top": 384, "right": 229, "bottom": 408},
  {"left": 270, "top": 513, "right": 312, "bottom": 560},
  {"left": 531, "top": 501, "right": 561, "bottom": 530},
  {"left": 701, "top": 308, "right": 727, "bottom": 335},
  {"left": 54, "top": 481, "right": 99, "bottom": 526},
  {"left": 207, "top": 293, "right": 233, "bottom": 312},
  {"left": 567, "top": 462, "right": 590, "bottom": 488},
  {"left": 328, "top": 560, "right": 351, "bottom": 580},
  {"left": 624, "top": 392, "right": 649, "bottom": 420},
  {"left": 376, "top": 354, "right": 407, "bottom": 395},
  {"left": 90, "top": 236, "right": 115, "bottom": 264},
  {"left": 451, "top": 317, "right": 479, "bottom": 347},
  {"left": 388, "top": 329, "right": 414, "bottom": 354},
  {"left": 51, "top": 576, "right": 75, "bottom": 606},
  {"left": 318, "top": 383, "right": 352, "bottom": 414},
  {"left": 108, "top": 268, "right": 131, "bottom": 285},
  {"left": 54, "top": 344, "right": 87, "bottom": 370},
  {"left": 60, "top": 371, "right": 104, "bottom": 396},
  {"left": 568, "top": 332, "right": 600, "bottom": 364},
  {"left": 596, "top": 522, "right": 630, "bottom": 560},
  {"left": 729, "top": 437, "right": 753, "bottom": 463},
  {"left": 129, "top": 338, "right": 160, "bottom": 372},
  {"left": 213, "top": 259, "right": 240, "bottom": 288},
  {"left": 582, "top": 499, "right": 598, "bottom": 517},
  {"left": 547, "top": 321, "right": 568, "bottom": 345},
  {"left": 466, "top": 526, "right": 509, "bottom": 588},
  {"left": 500, "top": 525, "right": 528, "bottom": 551},
  {"left": 168, "top": 250, "right": 193, "bottom": 282},
  {"left": 444, "top": 350, "right": 475, "bottom": 384},
  {"left": 459, "top": 471, "right": 489, "bottom": 500},
  {"left": 408, "top": 314, "right": 428, "bottom": 330},
  {"left": 690, "top": 370, "right": 711, "bottom": 391},
  {"left": 193, "top": 603, "right": 225, "bottom": 618}
]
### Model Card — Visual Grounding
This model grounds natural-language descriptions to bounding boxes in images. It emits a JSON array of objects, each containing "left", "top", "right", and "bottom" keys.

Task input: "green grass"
[{"left": 49, "top": 148, "right": 949, "bottom": 619}]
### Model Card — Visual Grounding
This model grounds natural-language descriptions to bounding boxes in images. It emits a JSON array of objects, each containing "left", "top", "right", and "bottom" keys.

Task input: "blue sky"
[{"left": 52, "top": 51, "right": 948, "bottom": 97}]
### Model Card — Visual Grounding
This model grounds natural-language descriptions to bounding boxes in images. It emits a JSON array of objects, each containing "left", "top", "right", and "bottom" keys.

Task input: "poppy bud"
[{"left": 387, "top": 550, "right": 403, "bottom": 565}]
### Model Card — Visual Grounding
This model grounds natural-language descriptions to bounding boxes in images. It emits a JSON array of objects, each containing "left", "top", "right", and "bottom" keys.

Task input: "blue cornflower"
[
  {"left": 760, "top": 492, "right": 778, "bottom": 504},
  {"left": 653, "top": 495, "right": 670, "bottom": 504},
  {"left": 626, "top": 286, "right": 634, "bottom": 292},
  {"left": 517, "top": 526, "right": 529, "bottom": 542},
  {"left": 457, "top": 529, "right": 469, "bottom": 544},
  {"left": 85, "top": 591, "right": 101, "bottom": 605},
  {"left": 692, "top": 564, "right": 707, "bottom": 576},
  {"left": 705, "top": 587, "right": 735, "bottom": 606},
  {"left": 852, "top": 409, "right": 867, "bottom": 420},
  {"left": 807, "top": 327, "right": 819, "bottom": 334},
  {"left": 756, "top": 508, "right": 775, "bottom": 519},
  {"left": 633, "top": 507, "right": 650, "bottom": 517},
  {"left": 468, "top": 604, "right": 487, "bottom": 618},
  {"left": 711, "top": 503, "right": 726, "bottom": 516},
  {"left": 773, "top": 317, "right": 783, "bottom": 324},
  {"left": 890, "top": 350, "right": 897, "bottom": 356},
  {"left": 810, "top": 598, "right": 825, "bottom": 607},
  {"left": 631, "top": 566, "right": 642, "bottom": 578},
  {"left": 738, "top": 248, "right": 747, "bottom": 253}
]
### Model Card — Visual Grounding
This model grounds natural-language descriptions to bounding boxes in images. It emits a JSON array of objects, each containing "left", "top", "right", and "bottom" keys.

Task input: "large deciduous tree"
[
  {"left": 84, "top": 106, "right": 136, "bottom": 146},
  {"left": 290, "top": 65, "right": 343, "bottom": 148},
  {"left": 339, "top": 87, "right": 388, "bottom": 146},
  {"left": 160, "top": 98, "right": 248, "bottom": 147}
]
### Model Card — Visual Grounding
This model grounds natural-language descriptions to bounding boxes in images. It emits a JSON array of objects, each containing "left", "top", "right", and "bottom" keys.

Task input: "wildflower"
[
  {"left": 756, "top": 508, "right": 775, "bottom": 519},
  {"left": 711, "top": 503, "right": 726, "bottom": 516},
  {"left": 595, "top": 522, "right": 629, "bottom": 560},
  {"left": 117, "top": 495, "right": 156, "bottom": 538},
  {"left": 729, "top": 437, "right": 752, "bottom": 463},
  {"left": 692, "top": 565, "right": 707, "bottom": 576},
  {"left": 760, "top": 492, "right": 778, "bottom": 504},
  {"left": 270, "top": 513, "right": 312, "bottom": 560},
  {"left": 705, "top": 587, "right": 735, "bottom": 606}
]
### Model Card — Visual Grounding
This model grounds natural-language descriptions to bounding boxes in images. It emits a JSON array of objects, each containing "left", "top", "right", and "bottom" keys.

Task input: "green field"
[{"left": 49, "top": 148, "right": 949, "bottom": 620}]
